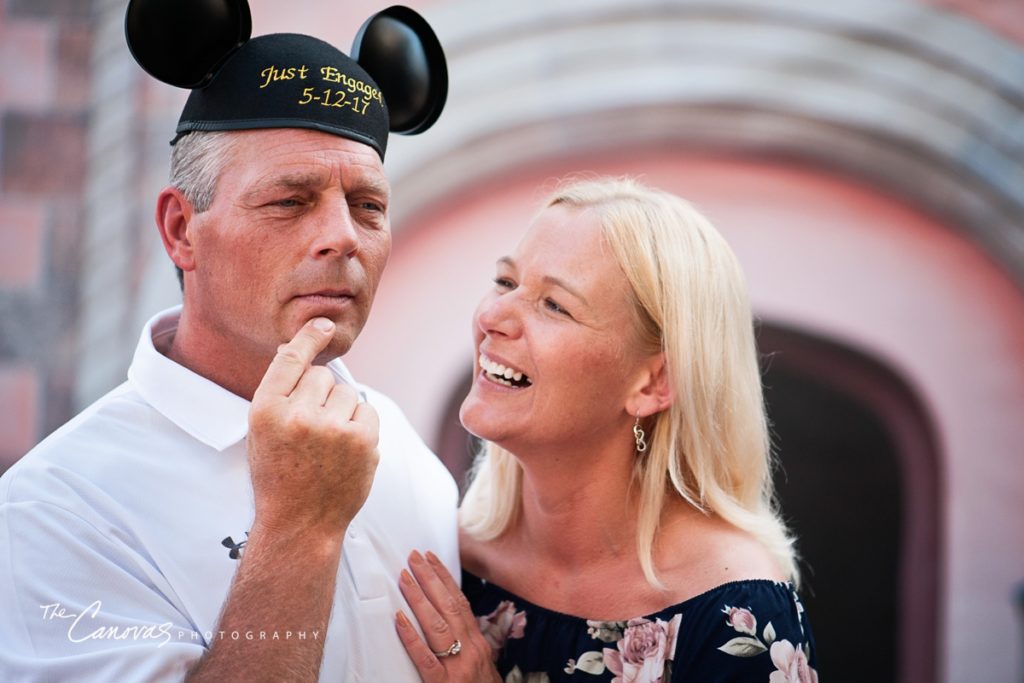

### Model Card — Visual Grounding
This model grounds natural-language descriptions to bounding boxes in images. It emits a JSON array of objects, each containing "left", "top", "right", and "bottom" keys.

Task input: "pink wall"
[
  {"left": 249, "top": 0, "right": 444, "bottom": 47},
  {"left": 928, "top": 0, "right": 1024, "bottom": 44}
]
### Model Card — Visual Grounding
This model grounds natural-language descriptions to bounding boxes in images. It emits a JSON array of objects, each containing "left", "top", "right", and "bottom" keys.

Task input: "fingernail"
[
  {"left": 400, "top": 569, "right": 414, "bottom": 586},
  {"left": 313, "top": 317, "right": 334, "bottom": 332},
  {"left": 409, "top": 550, "right": 425, "bottom": 564},
  {"left": 425, "top": 551, "right": 441, "bottom": 566},
  {"left": 396, "top": 610, "right": 410, "bottom": 628}
]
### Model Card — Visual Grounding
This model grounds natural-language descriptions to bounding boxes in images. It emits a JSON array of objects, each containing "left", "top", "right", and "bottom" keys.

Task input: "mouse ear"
[
  {"left": 125, "top": 0, "right": 252, "bottom": 89},
  {"left": 352, "top": 6, "right": 448, "bottom": 135}
]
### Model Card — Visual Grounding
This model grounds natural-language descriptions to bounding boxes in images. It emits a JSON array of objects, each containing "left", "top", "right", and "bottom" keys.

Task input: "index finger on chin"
[{"left": 255, "top": 317, "right": 335, "bottom": 398}]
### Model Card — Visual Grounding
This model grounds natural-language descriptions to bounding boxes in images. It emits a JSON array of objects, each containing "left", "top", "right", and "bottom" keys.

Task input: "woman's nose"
[{"left": 475, "top": 291, "right": 522, "bottom": 339}]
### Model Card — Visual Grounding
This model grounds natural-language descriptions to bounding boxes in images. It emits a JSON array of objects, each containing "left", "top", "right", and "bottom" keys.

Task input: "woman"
[{"left": 394, "top": 177, "right": 818, "bottom": 682}]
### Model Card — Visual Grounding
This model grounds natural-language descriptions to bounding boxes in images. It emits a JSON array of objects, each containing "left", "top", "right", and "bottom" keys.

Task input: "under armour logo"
[{"left": 221, "top": 533, "right": 249, "bottom": 560}]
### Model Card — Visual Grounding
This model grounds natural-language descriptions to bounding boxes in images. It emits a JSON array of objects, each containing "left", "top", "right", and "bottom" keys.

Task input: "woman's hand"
[{"left": 395, "top": 550, "right": 502, "bottom": 683}]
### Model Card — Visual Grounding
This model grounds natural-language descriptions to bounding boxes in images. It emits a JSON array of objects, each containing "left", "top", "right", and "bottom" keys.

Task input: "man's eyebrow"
[
  {"left": 496, "top": 256, "right": 589, "bottom": 305},
  {"left": 242, "top": 171, "right": 391, "bottom": 202},
  {"left": 352, "top": 176, "right": 391, "bottom": 202},
  {"left": 244, "top": 172, "right": 327, "bottom": 198}
]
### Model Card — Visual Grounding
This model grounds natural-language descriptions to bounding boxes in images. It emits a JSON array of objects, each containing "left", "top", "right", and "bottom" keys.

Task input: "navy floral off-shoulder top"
[{"left": 463, "top": 571, "right": 818, "bottom": 683}]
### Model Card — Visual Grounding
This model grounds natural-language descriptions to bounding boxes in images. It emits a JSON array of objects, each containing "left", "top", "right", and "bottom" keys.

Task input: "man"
[{"left": 0, "top": 5, "right": 457, "bottom": 681}]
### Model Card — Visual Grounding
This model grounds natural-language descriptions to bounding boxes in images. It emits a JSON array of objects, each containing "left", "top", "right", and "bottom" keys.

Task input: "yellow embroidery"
[
  {"left": 258, "top": 63, "right": 383, "bottom": 116},
  {"left": 297, "top": 87, "right": 373, "bottom": 114},
  {"left": 319, "top": 66, "right": 383, "bottom": 104},
  {"left": 258, "top": 65, "right": 309, "bottom": 89}
]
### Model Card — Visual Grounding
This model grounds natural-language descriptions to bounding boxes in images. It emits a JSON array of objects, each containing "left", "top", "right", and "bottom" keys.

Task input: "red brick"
[
  {"left": 7, "top": 0, "right": 92, "bottom": 20},
  {"left": 0, "top": 199, "right": 44, "bottom": 287},
  {"left": 1, "top": 111, "right": 87, "bottom": 194},
  {"left": 0, "top": 21, "right": 55, "bottom": 109},
  {"left": 56, "top": 24, "right": 92, "bottom": 109},
  {"left": 47, "top": 199, "right": 82, "bottom": 280},
  {"left": 0, "top": 365, "right": 39, "bottom": 470}
]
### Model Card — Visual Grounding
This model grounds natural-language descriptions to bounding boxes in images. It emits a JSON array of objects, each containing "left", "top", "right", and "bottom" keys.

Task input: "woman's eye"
[
  {"left": 493, "top": 277, "right": 515, "bottom": 290},
  {"left": 544, "top": 298, "right": 570, "bottom": 316}
]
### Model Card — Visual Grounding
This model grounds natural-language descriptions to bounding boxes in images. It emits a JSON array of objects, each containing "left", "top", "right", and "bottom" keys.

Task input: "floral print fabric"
[{"left": 463, "top": 572, "right": 818, "bottom": 682}]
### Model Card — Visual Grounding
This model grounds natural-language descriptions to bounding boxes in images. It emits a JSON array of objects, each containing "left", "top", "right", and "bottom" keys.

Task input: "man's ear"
[
  {"left": 626, "top": 352, "right": 674, "bottom": 419},
  {"left": 155, "top": 187, "right": 197, "bottom": 275}
]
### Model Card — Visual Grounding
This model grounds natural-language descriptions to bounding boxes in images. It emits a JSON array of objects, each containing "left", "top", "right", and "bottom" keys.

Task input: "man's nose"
[{"left": 309, "top": 197, "right": 359, "bottom": 257}]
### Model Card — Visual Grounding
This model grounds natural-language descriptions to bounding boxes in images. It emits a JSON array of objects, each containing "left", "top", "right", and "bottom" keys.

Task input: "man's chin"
[
  {"left": 311, "top": 336, "right": 354, "bottom": 366},
  {"left": 286, "top": 312, "right": 361, "bottom": 361}
]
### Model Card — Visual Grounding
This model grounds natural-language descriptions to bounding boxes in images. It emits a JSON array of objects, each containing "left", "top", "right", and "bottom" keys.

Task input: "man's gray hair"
[
  {"left": 169, "top": 131, "right": 235, "bottom": 212},
  {"left": 167, "top": 132, "right": 235, "bottom": 288}
]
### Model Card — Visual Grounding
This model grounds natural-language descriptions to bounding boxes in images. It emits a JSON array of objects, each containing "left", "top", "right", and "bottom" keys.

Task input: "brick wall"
[{"left": 0, "top": 1, "right": 94, "bottom": 470}]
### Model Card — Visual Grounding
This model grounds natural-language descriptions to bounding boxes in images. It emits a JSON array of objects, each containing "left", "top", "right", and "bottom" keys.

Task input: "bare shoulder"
[
  {"left": 457, "top": 527, "right": 488, "bottom": 576},
  {"left": 657, "top": 506, "right": 788, "bottom": 602},
  {"left": 458, "top": 526, "right": 515, "bottom": 583},
  {"left": 699, "top": 518, "right": 787, "bottom": 581}
]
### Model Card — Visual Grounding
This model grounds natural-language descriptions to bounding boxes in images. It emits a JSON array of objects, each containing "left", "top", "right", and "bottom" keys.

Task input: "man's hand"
[
  {"left": 187, "top": 318, "right": 377, "bottom": 682},
  {"left": 247, "top": 317, "right": 380, "bottom": 539}
]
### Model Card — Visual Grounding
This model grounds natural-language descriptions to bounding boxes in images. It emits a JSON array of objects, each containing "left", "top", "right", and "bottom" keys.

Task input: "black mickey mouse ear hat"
[
  {"left": 352, "top": 6, "right": 447, "bottom": 135},
  {"left": 125, "top": 0, "right": 447, "bottom": 159}
]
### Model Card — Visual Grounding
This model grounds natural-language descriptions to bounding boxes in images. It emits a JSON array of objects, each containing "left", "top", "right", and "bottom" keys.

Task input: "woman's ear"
[
  {"left": 155, "top": 187, "right": 198, "bottom": 275},
  {"left": 627, "top": 352, "right": 674, "bottom": 418}
]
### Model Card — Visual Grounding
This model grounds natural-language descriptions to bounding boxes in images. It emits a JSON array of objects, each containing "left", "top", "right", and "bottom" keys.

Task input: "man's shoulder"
[
  {"left": 354, "top": 383, "right": 421, "bottom": 442},
  {"left": 0, "top": 381, "right": 164, "bottom": 504},
  {"left": 357, "top": 383, "right": 458, "bottom": 491},
  {"left": 358, "top": 383, "right": 412, "bottom": 424}
]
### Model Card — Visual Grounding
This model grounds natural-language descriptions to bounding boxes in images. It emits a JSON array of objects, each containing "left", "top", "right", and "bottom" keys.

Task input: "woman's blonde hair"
[{"left": 459, "top": 176, "right": 798, "bottom": 586}]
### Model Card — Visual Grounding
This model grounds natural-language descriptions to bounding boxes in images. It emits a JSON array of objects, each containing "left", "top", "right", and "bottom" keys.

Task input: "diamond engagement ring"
[{"left": 433, "top": 639, "right": 462, "bottom": 658}]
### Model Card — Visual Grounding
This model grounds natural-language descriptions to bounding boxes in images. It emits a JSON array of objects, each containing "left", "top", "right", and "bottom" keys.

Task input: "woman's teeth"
[{"left": 479, "top": 354, "right": 532, "bottom": 387}]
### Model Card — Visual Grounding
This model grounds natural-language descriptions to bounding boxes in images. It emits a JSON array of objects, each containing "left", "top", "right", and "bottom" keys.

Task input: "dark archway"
[
  {"left": 757, "top": 324, "right": 942, "bottom": 683},
  {"left": 763, "top": 357, "right": 901, "bottom": 678},
  {"left": 436, "top": 324, "right": 942, "bottom": 682}
]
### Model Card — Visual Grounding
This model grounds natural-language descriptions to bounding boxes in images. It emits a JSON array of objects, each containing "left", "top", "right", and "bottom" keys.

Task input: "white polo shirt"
[{"left": 0, "top": 307, "right": 459, "bottom": 682}]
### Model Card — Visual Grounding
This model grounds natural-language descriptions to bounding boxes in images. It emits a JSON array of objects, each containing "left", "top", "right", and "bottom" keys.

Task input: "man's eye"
[
  {"left": 274, "top": 198, "right": 302, "bottom": 208},
  {"left": 356, "top": 201, "right": 385, "bottom": 213}
]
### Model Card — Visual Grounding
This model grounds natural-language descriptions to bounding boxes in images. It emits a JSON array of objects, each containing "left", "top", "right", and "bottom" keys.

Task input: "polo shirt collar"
[{"left": 126, "top": 306, "right": 364, "bottom": 452}]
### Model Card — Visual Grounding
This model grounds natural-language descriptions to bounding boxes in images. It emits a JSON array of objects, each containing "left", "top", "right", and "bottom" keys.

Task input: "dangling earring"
[{"left": 633, "top": 413, "right": 647, "bottom": 453}]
